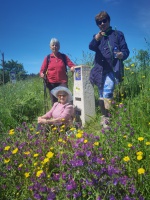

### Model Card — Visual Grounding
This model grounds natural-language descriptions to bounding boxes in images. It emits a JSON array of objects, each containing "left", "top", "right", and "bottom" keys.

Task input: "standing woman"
[{"left": 40, "top": 38, "right": 75, "bottom": 105}]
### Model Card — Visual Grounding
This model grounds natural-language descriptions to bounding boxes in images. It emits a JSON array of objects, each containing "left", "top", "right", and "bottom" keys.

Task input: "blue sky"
[{"left": 0, "top": 0, "right": 150, "bottom": 74}]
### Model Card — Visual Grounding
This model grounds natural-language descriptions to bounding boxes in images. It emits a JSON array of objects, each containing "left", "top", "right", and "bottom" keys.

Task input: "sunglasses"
[
  {"left": 96, "top": 18, "right": 108, "bottom": 25},
  {"left": 58, "top": 94, "right": 67, "bottom": 98}
]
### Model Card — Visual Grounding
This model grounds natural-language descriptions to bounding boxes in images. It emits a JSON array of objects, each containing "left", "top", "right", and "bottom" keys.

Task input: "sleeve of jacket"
[
  {"left": 118, "top": 31, "right": 130, "bottom": 61},
  {"left": 89, "top": 35, "right": 101, "bottom": 52},
  {"left": 59, "top": 105, "right": 74, "bottom": 121},
  {"left": 65, "top": 55, "right": 75, "bottom": 68},
  {"left": 39, "top": 56, "right": 48, "bottom": 75}
]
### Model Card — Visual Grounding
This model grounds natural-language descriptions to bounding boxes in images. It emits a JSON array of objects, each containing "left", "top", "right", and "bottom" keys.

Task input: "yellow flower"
[
  {"left": 52, "top": 127, "right": 57, "bottom": 131},
  {"left": 138, "top": 168, "right": 145, "bottom": 175},
  {"left": 46, "top": 151, "right": 54, "bottom": 158},
  {"left": 70, "top": 127, "right": 76, "bottom": 131},
  {"left": 18, "top": 164, "right": 23, "bottom": 168},
  {"left": 4, "top": 158, "right": 10, "bottom": 163},
  {"left": 77, "top": 130, "right": 83, "bottom": 134},
  {"left": 76, "top": 133, "right": 82, "bottom": 138},
  {"left": 50, "top": 147, "right": 54, "bottom": 150},
  {"left": 9, "top": 129, "right": 15, "bottom": 135},
  {"left": 4, "top": 146, "right": 10, "bottom": 151},
  {"left": 34, "top": 162, "right": 37, "bottom": 166},
  {"left": 125, "top": 67, "right": 130, "bottom": 70},
  {"left": 138, "top": 137, "right": 144, "bottom": 141},
  {"left": 61, "top": 125, "right": 65, "bottom": 128},
  {"left": 146, "top": 141, "right": 150, "bottom": 145},
  {"left": 24, "top": 151, "right": 30, "bottom": 155},
  {"left": 36, "top": 131, "right": 39, "bottom": 134},
  {"left": 12, "top": 148, "right": 18, "bottom": 154},
  {"left": 24, "top": 172, "right": 30, "bottom": 178},
  {"left": 123, "top": 156, "right": 130, "bottom": 162},
  {"left": 131, "top": 63, "right": 135, "bottom": 67},
  {"left": 94, "top": 142, "right": 99, "bottom": 146},
  {"left": 33, "top": 153, "right": 39, "bottom": 157},
  {"left": 42, "top": 158, "right": 49, "bottom": 164},
  {"left": 30, "top": 128, "right": 34, "bottom": 131},
  {"left": 58, "top": 138, "right": 63, "bottom": 142},
  {"left": 36, "top": 170, "right": 43, "bottom": 177},
  {"left": 131, "top": 72, "right": 134, "bottom": 74},
  {"left": 128, "top": 143, "right": 132, "bottom": 147},
  {"left": 123, "top": 135, "right": 127, "bottom": 138},
  {"left": 84, "top": 140, "right": 88, "bottom": 143},
  {"left": 137, "top": 155, "right": 143, "bottom": 160},
  {"left": 136, "top": 151, "right": 143, "bottom": 156},
  {"left": 60, "top": 151, "right": 63, "bottom": 154}
]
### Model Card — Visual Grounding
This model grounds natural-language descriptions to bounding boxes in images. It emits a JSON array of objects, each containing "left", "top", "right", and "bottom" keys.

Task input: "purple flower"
[
  {"left": 33, "top": 193, "right": 42, "bottom": 200},
  {"left": 86, "top": 151, "right": 92, "bottom": 157},
  {"left": 70, "top": 159, "right": 84, "bottom": 167},
  {"left": 66, "top": 180, "right": 77, "bottom": 191}
]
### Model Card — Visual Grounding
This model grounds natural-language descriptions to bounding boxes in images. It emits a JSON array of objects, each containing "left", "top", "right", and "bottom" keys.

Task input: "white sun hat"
[{"left": 51, "top": 86, "right": 73, "bottom": 102}]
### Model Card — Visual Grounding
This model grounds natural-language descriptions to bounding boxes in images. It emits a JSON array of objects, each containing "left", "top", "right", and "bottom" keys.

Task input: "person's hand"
[
  {"left": 40, "top": 73, "right": 45, "bottom": 78},
  {"left": 38, "top": 117, "right": 47, "bottom": 124},
  {"left": 95, "top": 31, "right": 106, "bottom": 41},
  {"left": 116, "top": 52, "right": 124, "bottom": 59},
  {"left": 70, "top": 66, "right": 75, "bottom": 72}
]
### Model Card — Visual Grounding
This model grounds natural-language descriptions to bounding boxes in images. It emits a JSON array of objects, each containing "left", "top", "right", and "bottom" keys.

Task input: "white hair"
[{"left": 49, "top": 38, "right": 60, "bottom": 48}]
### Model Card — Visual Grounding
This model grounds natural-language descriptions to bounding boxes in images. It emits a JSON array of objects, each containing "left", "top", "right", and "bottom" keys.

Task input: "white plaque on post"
[{"left": 73, "top": 65, "right": 95, "bottom": 126}]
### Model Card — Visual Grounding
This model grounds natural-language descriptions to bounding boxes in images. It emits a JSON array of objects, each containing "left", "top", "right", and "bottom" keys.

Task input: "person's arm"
[
  {"left": 89, "top": 34, "right": 101, "bottom": 52},
  {"left": 65, "top": 55, "right": 76, "bottom": 72},
  {"left": 39, "top": 56, "right": 48, "bottom": 78},
  {"left": 116, "top": 31, "right": 130, "bottom": 61}
]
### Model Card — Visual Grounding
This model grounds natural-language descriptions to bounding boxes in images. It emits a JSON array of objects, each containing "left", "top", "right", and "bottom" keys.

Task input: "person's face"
[
  {"left": 50, "top": 42, "right": 59, "bottom": 54},
  {"left": 57, "top": 92, "right": 68, "bottom": 104},
  {"left": 97, "top": 17, "right": 110, "bottom": 32}
]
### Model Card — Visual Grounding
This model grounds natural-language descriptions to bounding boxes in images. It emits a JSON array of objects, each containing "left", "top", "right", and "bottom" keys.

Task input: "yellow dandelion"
[
  {"left": 12, "top": 148, "right": 18, "bottom": 154},
  {"left": 146, "top": 141, "right": 150, "bottom": 145},
  {"left": 42, "top": 158, "right": 49, "bottom": 164},
  {"left": 84, "top": 139, "right": 88, "bottom": 143},
  {"left": 36, "top": 131, "right": 39, "bottom": 134},
  {"left": 131, "top": 63, "right": 135, "bottom": 67},
  {"left": 76, "top": 133, "right": 82, "bottom": 138},
  {"left": 50, "top": 147, "right": 54, "bottom": 150},
  {"left": 4, "top": 146, "right": 11, "bottom": 151},
  {"left": 18, "top": 164, "right": 23, "bottom": 168},
  {"left": 123, "top": 156, "right": 130, "bottom": 162},
  {"left": 60, "top": 151, "right": 63, "bottom": 154},
  {"left": 61, "top": 125, "right": 65, "bottom": 128},
  {"left": 58, "top": 138, "right": 63, "bottom": 142},
  {"left": 123, "top": 135, "right": 127, "bottom": 138},
  {"left": 70, "top": 127, "right": 76, "bottom": 131},
  {"left": 94, "top": 142, "right": 99, "bottom": 146},
  {"left": 24, "top": 172, "right": 30, "bottom": 178},
  {"left": 34, "top": 162, "right": 37, "bottom": 166},
  {"left": 77, "top": 130, "right": 83, "bottom": 134},
  {"left": 137, "top": 155, "right": 143, "bottom": 160},
  {"left": 36, "top": 170, "right": 43, "bottom": 177},
  {"left": 24, "top": 151, "right": 30, "bottom": 155},
  {"left": 138, "top": 137, "right": 144, "bottom": 141},
  {"left": 33, "top": 153, "right": 39, "bottom": 157},
  {"left": 30, "top": 128, "right": 34, "bottom": 131},
  {"left": 47, "top": 174, "right": 50, "bottom": 178},
  {"left": 138, "top": 168, "right": 145, "bottom": 175},
  {"left": 128, "top": 143, "right": 132, "bottom": 148},
  {"left": 9, "top": 129, "right": 15, "bottom": 135},
  {"left": 46, "top": 151, "right": 54, "bottom": 158},
  {"left": 52, "top": 127, "right": 57, "bottom": 131},
  {"left": 125, "top": 67, "right": 130, "bottom": 70},
  {"left": 136, "top": 151, "right": 143, "bottom": 156},
  {"left": 4, "top": 158, "right": 10, "bottom": 163}
]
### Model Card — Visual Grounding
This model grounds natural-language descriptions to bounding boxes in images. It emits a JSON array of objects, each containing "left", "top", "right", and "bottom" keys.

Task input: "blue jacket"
[{"left": 89, "top": 27, "right": 130, "bottom": 88}]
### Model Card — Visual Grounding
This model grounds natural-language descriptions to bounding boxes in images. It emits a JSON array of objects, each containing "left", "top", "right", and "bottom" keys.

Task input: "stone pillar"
[{"left": 73, "top": 65, "right": 95, "bottom": 126}]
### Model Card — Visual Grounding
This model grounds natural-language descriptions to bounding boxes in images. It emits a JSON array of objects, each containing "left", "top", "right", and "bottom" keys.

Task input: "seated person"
[{"left": 37, "top": 86, "right": 74, "bottom": 129}]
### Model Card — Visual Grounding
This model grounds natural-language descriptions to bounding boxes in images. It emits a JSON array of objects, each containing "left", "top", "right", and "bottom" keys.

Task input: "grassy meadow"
[{"left": 0, "top": 60, "right": 150, "bottom": 199}]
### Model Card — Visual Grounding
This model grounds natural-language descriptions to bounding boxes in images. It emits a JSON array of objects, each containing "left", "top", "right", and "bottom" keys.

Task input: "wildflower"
[
  {"left": 84, "top": 139, "right": 88, "bottom": 143},
  {"left": 24, "top": 151, "right": 30, "bottom": 155},
  {"left": 146, "top": 141, "right": 150, "bottom": 145},
  {"left": 70, "top": 127, "right": 76, "bottom": 131},
  {"left": 123, "top": 135, "right": 127, "bottom": 138},
  {"left": 33, "top": 153, "right": 39, "bottom": 157},
  {"left": 128, "top": 143, "right": 132, "bottom": 148},
  {"left": 36, "top": 170, "right": 43, "bottom": 177},
  {"left": 46, "top": 151, "right": 54, "bottom": 158},
  {"left": 34, "top": 162, "right": 37, "bottom": 166},
  {"left": 125, "top": 67, "right": 130, "bottom": 70},
  {"left": 94, "top": 142, "right": 99, "bottom": 146},
  {"left": 123, "top": 156, "right": 130, "bottom": 162},
  {"left": 50, "top": 147, "right": 54, "bottom": 150},
  {"left": 76, "top": 133, "right": 82, "bottom": 138},
  {"left": 18, "top": 164, "right": 23, "bottom": 168},
  {"left": 142, "top": 76, "right": 145, "bottom": 78},
  {"left": 138, "top": 137, "right": 144, "bottom": 141},
  {"left": 4, "top": 158, "right": 10, "bottom": 163},
  {"left": 138, "top": 168, "right": 145, "bottom": 175},
  {"left": 24, "top": 172, "right": 30, "bottom": 178},
  {"left": 148, "top": 122, "right": 150, "bottom": 125},
  {"left": 58, "top": 138, "right": 63, "bottom": 142},
  {"left": 61, "top": 124, "right": 65, "bottom": 128},
  {"left": 42, "top": 158, "right": 49, "bottom": 164},
  {"left": 52, "top": 127, "right": 57, "bottom": 131},
  {"left": 136, "top": 151, "right": 143, "bottom": 156},
  {"left": 60, "top": 151, "right": 63, "bottom": 154},
  {"left": 119, "top": 103, "right": 124, "bottom": 108},
  {"left": 4, "top": 146, "right": 10, "bottom": 151},
  {"left": 30, "top": 128, "right": 34, "bottom": 131},
  {"left": 36, "top": 131, "right": 39, "bottom": 134},
  {"left": 12, "top": 148, "right": 18, "bottom": 154},
  {"left": 9, "top": 129, "right": 15, "bottom": 135},
  {"left": 131, "top": 63, "right": 135, "bottom": 67},
  {"left": 137, "top": 155, "right": 143, "bottom": 160},
  {"left": 131, "top": 72, "right": 134, "bottom": 74}
]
